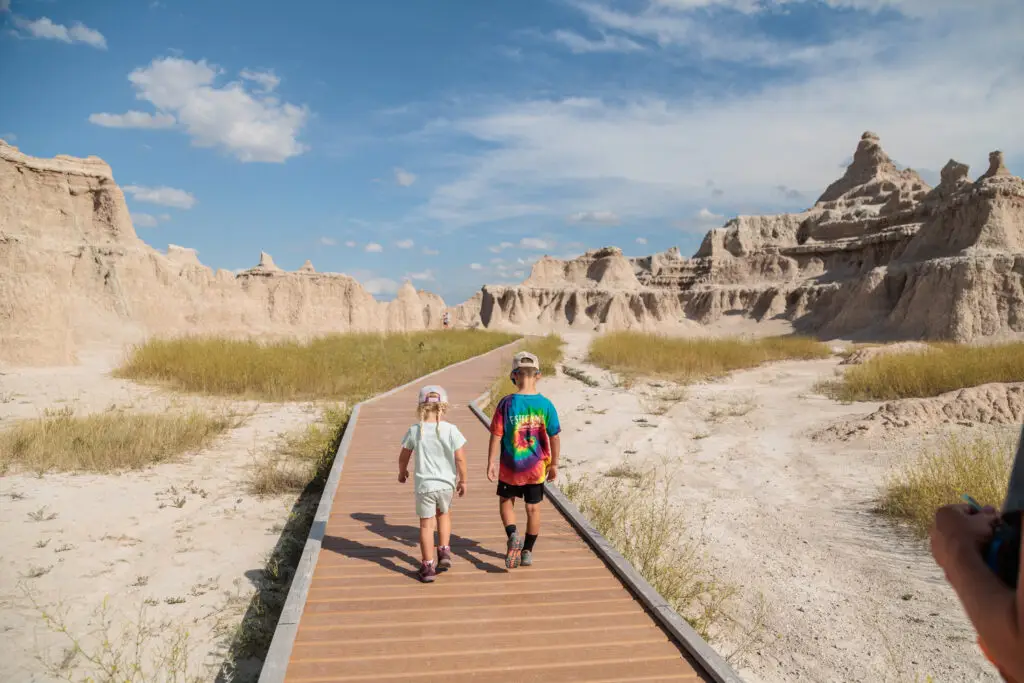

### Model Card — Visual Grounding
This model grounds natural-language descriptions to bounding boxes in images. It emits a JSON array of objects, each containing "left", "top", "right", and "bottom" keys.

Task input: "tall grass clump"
[
  {"left": 250, "top": 405, "right": 351, "bottom": 496},
  {"left": 880, "top": 431, "right": 1015, "bottom": 537},
  {"left": 588, "top": 332, "right": 829, "bottom": 384},
  {"left": 821, "top": 342, "right": 1024, "bottom": 402},
  {"left": 117, "top": 330, "right": 518, "bottom": 402},
  {"left": 484, "top": 334, "right": 565, "bottom": 415},
  {"left": 0, "top": 407, "right": 237, "bottom": 474},
  {"left": 559, "top": 470, "right": 736, "bottom": 641}
]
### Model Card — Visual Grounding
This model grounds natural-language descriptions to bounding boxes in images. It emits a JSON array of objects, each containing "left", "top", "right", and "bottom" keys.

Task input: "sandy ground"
[
  {"left": 542, "top": 332, "right": 1004, "bottom": 683},
  {"left": 0, "top": 351, "right": 322, "bottom": 682}
]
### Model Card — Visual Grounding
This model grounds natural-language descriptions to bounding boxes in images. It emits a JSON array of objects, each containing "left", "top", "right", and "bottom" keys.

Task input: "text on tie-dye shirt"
[{"left": 489, "top": 393, "right": 562, "bottom": 486}]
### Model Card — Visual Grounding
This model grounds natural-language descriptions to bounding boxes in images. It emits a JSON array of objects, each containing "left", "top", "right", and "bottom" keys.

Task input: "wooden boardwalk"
[{"left": 271, "top": 345, "right": 722, "bottom": 683}]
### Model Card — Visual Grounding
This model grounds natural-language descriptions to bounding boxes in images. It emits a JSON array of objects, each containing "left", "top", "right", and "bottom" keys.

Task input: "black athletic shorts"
[{"left": 496, "top": 481, "right": 545, "bottom": 505}]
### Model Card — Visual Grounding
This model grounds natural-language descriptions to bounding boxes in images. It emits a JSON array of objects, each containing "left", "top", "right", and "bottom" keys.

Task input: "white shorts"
[{"left": 416, "top": 487, "right": 454, "bottom": 519}]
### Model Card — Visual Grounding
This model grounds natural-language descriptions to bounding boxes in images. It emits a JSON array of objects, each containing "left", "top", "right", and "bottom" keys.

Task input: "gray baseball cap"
[{"left": 512, "top": 351, "right": 540, "bottom": 371}]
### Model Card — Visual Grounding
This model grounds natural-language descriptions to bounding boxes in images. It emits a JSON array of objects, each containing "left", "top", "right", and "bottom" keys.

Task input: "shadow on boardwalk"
[{"left": 318, "top": 512, "right": 507, "bottom": 577}]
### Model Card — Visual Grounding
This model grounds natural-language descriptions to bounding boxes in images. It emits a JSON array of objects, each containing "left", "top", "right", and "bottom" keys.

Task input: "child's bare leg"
[
  {"left": 436, "top": 510, "right": 451, "bottom": 548},
  {"left": 419, "top": 517, "right": 436, "bottom": 563},
  {"left": 499, "top": 497, "right": 516, "bottom": 528},
  {"left": 525, "top": 503, "right": 541, "bottom": 536}
]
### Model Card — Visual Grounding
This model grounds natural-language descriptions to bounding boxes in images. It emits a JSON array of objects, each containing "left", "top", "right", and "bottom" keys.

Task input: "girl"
[{"left": 398, "top": 385, "right": 468, "bottom": 582}]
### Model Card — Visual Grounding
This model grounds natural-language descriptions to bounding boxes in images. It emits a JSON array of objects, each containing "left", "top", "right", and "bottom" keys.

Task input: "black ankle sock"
[
  {"left": 505, "top": 524, "right": 517, "bottom": 538},
  {"left": 524, "top": 533, "right": 538, "bottom": 552}
]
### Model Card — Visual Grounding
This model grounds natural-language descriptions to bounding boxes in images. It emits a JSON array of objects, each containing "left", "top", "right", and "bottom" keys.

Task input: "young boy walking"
[
  {"left": 486, "top": 351, "right": 561, "bottom": 569},
  {"left": 398, "top": 385, "right": 468, "bottom": 583}
]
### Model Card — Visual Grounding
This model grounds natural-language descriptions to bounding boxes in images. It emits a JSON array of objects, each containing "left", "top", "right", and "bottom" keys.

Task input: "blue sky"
[{"left": 2, "top": 0, "right": 1023, "bottom": 304}]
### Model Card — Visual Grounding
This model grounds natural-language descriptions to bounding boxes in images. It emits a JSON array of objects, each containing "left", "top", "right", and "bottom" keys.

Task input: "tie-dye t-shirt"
[{"left": 489, "top": 393, "right": 561, "bottom": 486}]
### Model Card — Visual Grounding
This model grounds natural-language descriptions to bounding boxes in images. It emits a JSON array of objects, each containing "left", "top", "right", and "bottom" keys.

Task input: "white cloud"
[
  {"left": 365, "top": 242, "right": 383, "bottom": 253},
  {"left": 89, "top": 111, "right": 177, "bottom": 129},
  {"left": 93, "top": 58, "right": 309, "bottom": 163},
  {"left": 488, "top": 241, "right": 515, "bottom": 253},
  {"left": 520, "top": 237, "right": 553, "bottom": 250},
  {"left": 636, "top": 236, "right": 648, "bottom": 244},
  {"left": 469, "top": 263, "right": 484, "bottom": 270},
  {"left": 551, "top": 29, "right": 645, "bottom": 54},
  {"left": 158, "top": 213, "right": 171, "bottom": 222},
  {"left": 395, "top": 238, "right": 415, "bottom": 249},
  {"left": 345, "top": 240, "right": 357, "bottom": 248},
  {"left": 423, "top": 247, "right": 440, "bottom": 256},
  {"left": 123, "top": 185, "right": 196, "bottom": 209},
  {"left": 239, "top": 69, "right": 280, "bottom": 94},
  {"left": 132, "top": 213, "right": 159, "bottom": 228},
  {"left": 407, "top": 269, "right": 435, "bottom": 281},
  {"left": 417, "top": 1, "right": 1024, "bottom": 229},
  {"left": 696, "top": 207, "right": 724, "bottom": 222},
  {"left": 513, "top": 270, "right": 526, "bottom": 278},
  {"left": 394, "top": 167, "right": 417, "bottom": 187},
  {"left": 12, "top": 16, "right": 107, "bottom": 49},
  {"left": 319, "top": 237, "right": 337, "bottom": 246},
  {"left": 567, "top": 210, "right": 620, "bottom": 225},
  {"left": 363, "top": 277, "right": 399, "bottom": 295}
]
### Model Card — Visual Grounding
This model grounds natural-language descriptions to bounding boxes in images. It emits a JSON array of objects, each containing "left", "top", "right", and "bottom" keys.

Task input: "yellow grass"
[
  {"left": 0, "top": 407, "right": 237, "bottom": 475},
  {"left": 484, "top": 334, "right": 565, "bottom": 415},
  {"left": 560, "top": 470, "right": 737, "bottom": 641},
  {"left": 821, "top": 342, "right": 1024, "bottom": 402},
  {"left": 588, "top": 332, "right": 830, "bottom": 383},
  {"left": 880, "top": 431, "right": 1015, "bottom": 537},
  {"left": 116, "top": 330, "right": 519, "bottom": 402},
  {"left": 250, "top": 405, "right": 351, "bottom": 495}
]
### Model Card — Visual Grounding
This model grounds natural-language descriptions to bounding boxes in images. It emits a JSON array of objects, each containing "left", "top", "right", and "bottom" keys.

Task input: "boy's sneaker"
[
  {"left": 437, "top": 546, "right": 452, "bottom": 571},
  {"left": 417, "top": 561, "right": 437, "bottom": 583},
  {"left": 505, "top": 533, "right": 523, "bottom": 569},
  {"left": 520, "top": 549, "right": 533, "bottom": 567}
]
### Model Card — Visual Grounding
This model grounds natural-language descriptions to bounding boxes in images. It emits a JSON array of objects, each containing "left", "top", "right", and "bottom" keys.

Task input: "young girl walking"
[{"left": 398, "top": 385, "right": 468, "bottom": 583}]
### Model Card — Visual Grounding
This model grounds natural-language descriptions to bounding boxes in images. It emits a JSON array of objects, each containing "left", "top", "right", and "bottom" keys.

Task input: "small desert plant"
[
  {"left": 563, "top": 365, "right": 600, "bottom": 387},
  {"left": 588, "top": 332, "right": 829, "bottom": 384},
  {"left": 880, "top": 431, "right": 1015, "bottom": 537},
  {"left": 0, "top": 409, "right": 238, "bottom": 474},
  {"left": 117, "top": 330, "right": 517, "bottom": 402},
  {"left": 820, "top": 342, "right": 1024, "bottom": 402}
]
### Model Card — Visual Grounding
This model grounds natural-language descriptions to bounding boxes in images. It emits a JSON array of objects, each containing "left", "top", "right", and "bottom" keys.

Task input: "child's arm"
[
  {"left": 547, "top": 434, "right": 561, "bottom": 481},
  {"left": 454, "top": 447, "right": 468, "bottom": 495},
  {"left": 398, "top": 447, "right": 412, "bottom": 483},
  {"left": 487, "top": 433, "right": 500, "bottom": 482}
]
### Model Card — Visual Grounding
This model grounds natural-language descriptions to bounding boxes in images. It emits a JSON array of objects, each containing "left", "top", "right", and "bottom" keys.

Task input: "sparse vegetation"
[
  {"left": 484, "top": 334, "right": 565, "bottom": 414},
  {"left": 250, "top": 405, "right": 351, "bottom": 496},
  {"left": 563, "top": 365, "right": 600, "bottom": 387},
  {"left": 117, "top": 330, "right": 518, "bottom": 402},
  {"left": 559, "top": 469, "right": 737, "bottom": 641},
  {"left": 820, "top": 342, "right": 1024, "bottom": 402},
  {"left": 589, "top": 332, "right": 829, "bottom": 384},
  {"left": 880, "top": 431, "right": 1014, "bottom": 537},
  {"left": 28, "top": 506, "right": 58, "bottom": 522},
  {"left": 0, "top": 408, "right": 238, "bottom": 474}
]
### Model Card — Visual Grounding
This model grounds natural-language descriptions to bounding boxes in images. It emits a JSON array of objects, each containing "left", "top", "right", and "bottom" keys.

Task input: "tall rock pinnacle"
[{"left": 817, "top": 131, "right": 901, "bottom": 204}]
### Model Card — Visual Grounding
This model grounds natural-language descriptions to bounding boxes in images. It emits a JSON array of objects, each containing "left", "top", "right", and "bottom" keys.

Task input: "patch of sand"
[
  {"left": 0, "top": 353, "right": 322, "bottom": 682},
  {"left": 542, "top": 332, "right": 1003, "bottom": 683}
]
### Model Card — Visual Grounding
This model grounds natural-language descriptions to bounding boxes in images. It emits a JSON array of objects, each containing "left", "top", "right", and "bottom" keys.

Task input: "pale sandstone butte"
[
  {"left": 0, "top": 140, "right": 447, "bottom": 366},
  {"left": 459, "top": 132, "right": 1024, "bottom": 342}
]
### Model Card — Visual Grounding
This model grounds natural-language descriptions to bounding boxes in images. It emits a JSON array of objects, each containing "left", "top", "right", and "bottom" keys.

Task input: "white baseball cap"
[
  {"left": 512, "top": 351, "right": 540, "bottom": 371},
  {"left": 417, "top": 385, "right": 448, "bottom": 404}
]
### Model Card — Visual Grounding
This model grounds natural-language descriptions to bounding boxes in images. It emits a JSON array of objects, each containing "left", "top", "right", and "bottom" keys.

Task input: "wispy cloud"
[
  {"left": 132, "top": 213, "right": 159, "bottom": 228},
  {"left": 91, "top": 58, "right": 309, "bottom": 163},
  {"left": 319, "top": 236, "right": 337, "bottom": 246},
  {"left": 89, "top": 111, "right": 176, "bottom": 129},
  {"left": 395, "top": 238, "right": 415, "bottom": 249},
  {"left": 551, "top": 29, "right": 645, "bottom": 54},
  {"left": 567, "top": 210, "right": 620, "bottom": 225},
  {"left": 365, "top": 242, "right": 384, "bottom": 253},
  {"left": 363, "top": 277, "right": 399, "bottom": 295},
  {"left": 636, "top": 236, "right": 648, "bottom": 244},
  {"left": 407, "top": 269, "right": 435, "bottom": 281},
  {"left": 488, "top": 241, "right": 515, "bottom": 253},
  {"left": 394, "top": 167, "right": 417, "bottom": 187},
  {"left": 345, "top": 240, "right": 357, "bottom": 248},
  {"left": 12, "top": 16, "right": 107, "bottom": 49},
  {"left": 423, "top": 247, "right": 440, "bottom": 256},
  {"left": 123, "top": 185, "right": 196, "bottom": 209},
  {"left": 469, "top": 263, "right": 483, "bottom": 270},
  {"left": 520, "top": 237, "right": 554, "bottom": 250}
]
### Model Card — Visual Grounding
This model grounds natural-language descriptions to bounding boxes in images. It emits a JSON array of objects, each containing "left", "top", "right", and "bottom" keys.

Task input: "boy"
[{"left": 486, "top": 351, "right": 561, "bottom": 569}]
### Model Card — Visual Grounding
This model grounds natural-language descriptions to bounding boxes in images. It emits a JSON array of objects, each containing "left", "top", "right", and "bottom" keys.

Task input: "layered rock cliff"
[
  {"left": 0, "top": 140, "right": 446, "bottom": 366},
  {"left": 465, "top": 132, "right": 1024, "bottom": 342}
]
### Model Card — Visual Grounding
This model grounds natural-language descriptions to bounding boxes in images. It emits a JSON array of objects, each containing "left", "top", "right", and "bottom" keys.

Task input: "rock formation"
[
  {"left": 0, "top": 140, "right": 448, "bottom": 366},
  {"left": 464, "top": 132, "right": 1024, "bottom": 342}
]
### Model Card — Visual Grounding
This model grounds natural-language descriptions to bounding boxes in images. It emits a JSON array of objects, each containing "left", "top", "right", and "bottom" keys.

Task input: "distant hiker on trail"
[
  {"left": 487, "top": 351, "right": 562, "bottom": 569},
  {"left": 442, "top": 311, "right": 451, "bottom": 329},
  {"left": 931, "top": 503, "right": 1024, "bottom": 682},
  {"left": 398, "top": 385, "right": 468, "bottom": 583}
]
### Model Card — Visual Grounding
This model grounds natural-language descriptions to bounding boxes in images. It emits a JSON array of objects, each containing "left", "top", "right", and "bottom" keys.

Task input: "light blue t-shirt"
[{"left": 401, "top": 421, "right": 467, "bottom": 495}]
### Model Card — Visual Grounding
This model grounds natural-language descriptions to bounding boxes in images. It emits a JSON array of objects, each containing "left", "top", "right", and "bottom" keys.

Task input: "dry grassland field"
[{"left": 0, "top": 331, "right": 515, "bottom": 683}]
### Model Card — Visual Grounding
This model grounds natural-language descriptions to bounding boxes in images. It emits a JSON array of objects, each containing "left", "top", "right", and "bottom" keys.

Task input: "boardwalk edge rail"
[
  {"left": 469, "top": 391, "right": 744, "bottom": 683},
  {"left": 259, "top": 340, "right": 522, "bottom": 683}
]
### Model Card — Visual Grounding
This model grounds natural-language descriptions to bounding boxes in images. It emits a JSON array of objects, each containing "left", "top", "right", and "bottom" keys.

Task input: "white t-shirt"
[{"left": 401, "top": 421, "right": 467, "bottom": 495}]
